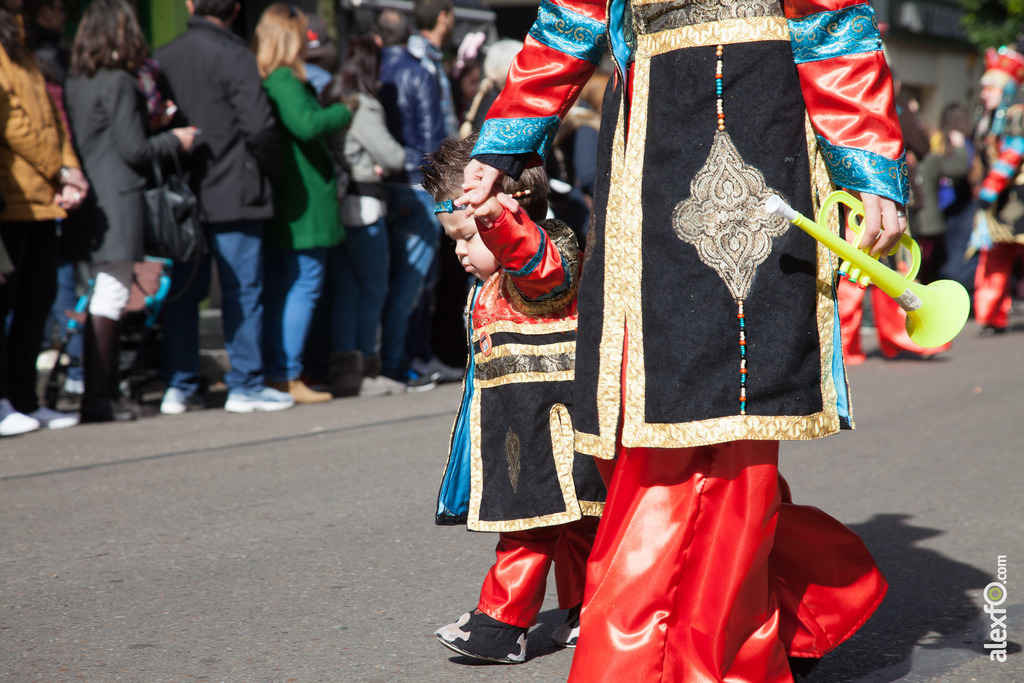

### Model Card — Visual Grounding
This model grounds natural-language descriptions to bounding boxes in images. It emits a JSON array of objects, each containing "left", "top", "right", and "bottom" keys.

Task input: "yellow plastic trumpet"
[{"left": 764, "top": 192, "right": 970, "bottom": 348}]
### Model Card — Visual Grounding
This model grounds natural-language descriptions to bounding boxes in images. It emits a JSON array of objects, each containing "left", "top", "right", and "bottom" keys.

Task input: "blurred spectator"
[
  {"left": 970, "top": 46, "right": 1024, "bottom": 336},
  {"left": 452, "top": 30, "right": 484, "bottom": 124},
  {"left": 306, "top": 37, "right": 407, "bottom": 397},
  {"left": 26, "top": 0, "right": 86, "bottom": 397},
  {"left": 409, "top": 0, "right": 457, "bottom": 137},
  {"left": 65, "top": 0, "right": 195, "bottom": 422},
  {"left": 375, "top": 8, "right": 445, "bottom": 389},
  {"left": 255, "top": 3, "right": 352, "bottom": 404},
  {"left": 156, "top": 0, "right": 294, "bottom": 415},
  {"left": 549, "top": 69, "right": 610, "bottom": 239},
  {"left": 458, "top": 39, "right": 519, "bottom": 138},
  {"left": 405, "top": 0, "right": 463, "bottom": 384},
  {"left": 303, "top": 13, "right": 336, "bottom": 96},
  {"left": 0, "top": 0, "right": 87, "bottom": 435},
  {"left": 917, "top": 102, "right": 972, "bottom": 285}
]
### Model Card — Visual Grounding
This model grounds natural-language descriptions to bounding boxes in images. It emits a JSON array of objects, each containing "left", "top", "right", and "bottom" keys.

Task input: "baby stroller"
[{"left": 44, "top": 258, "right": 173, "bottom": 409}]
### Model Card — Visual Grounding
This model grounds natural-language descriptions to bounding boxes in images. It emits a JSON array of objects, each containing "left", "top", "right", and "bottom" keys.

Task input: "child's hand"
[{"left": 473, "top": 192, "right": 520, "bottom": 228}]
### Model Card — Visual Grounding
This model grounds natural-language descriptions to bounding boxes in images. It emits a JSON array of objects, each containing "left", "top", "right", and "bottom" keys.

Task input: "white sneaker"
[
  {"left": 160, "top": 387, "right": 206, "bottom": 415},
  {"left": 411, "top": 357, "right": 464, "bottom": 383},
  {"left": 0, "top": 399, "right": 41, "bottom": 436},
  {"left": 358, "top": 375, "right": 407, "bottom": 397},
  {"left": 28, "top": 406, "right": 79, "bottom": 429},
  {"left": 161, "top": 387, "right": 187, "bottom": 415},
  {"left": 63, "top": 376, "right": 85, "bottom": 395}
]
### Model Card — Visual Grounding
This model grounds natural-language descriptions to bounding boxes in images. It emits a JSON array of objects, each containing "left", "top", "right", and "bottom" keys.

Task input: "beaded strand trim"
[{"left": 717, "top": 44, "right": 745, "bottom": 415}]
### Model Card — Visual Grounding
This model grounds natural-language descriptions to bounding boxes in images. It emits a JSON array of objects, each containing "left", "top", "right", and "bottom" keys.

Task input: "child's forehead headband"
[{"left": 434, "top": 199, "right": 467, "bottom": 214}]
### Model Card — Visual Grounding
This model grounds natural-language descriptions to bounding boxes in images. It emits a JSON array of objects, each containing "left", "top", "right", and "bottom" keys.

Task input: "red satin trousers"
[
  {"left": 477, "top": 517, "right": 599, "bottom": 628},
  {"left": 568, "top": 441, "right": 886, "bottom": 683},
  {"left": 974, "top": 243, "right": 1024, "bottom": 329}
]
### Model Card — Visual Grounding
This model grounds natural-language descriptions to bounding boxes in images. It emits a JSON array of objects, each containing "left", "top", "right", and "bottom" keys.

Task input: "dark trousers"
[{"left": 0, "top": 220, "right": 58, "bottom": 413}]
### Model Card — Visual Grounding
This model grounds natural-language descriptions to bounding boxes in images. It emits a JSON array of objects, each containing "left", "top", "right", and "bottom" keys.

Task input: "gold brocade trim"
[
  {"left": 474, "top": 318, "right": 577, "bottom": 336},
  {"left": 632, "top": 0, "right": 783, "bottom": 34},
  {"left": 579, "top": 500, "right": 605, "bottom": 516},
  {"left": 807, "top": 115, "right": 854, "bottom": 428},
  {"left": 620, "top": 50, "right": 651, "bottom": 452},
  {"left": 636, "top": 16, "right": 789, "bottom": 57},
  {"left": 476, "top": 370, "right": 575, "bottom": 390},
  {"left": 593, "top": 85, "right": 633, "bottom": 451},
  {"left": 621, "top": 411, "right": 840, "bottom": 450},
  {"left": 574, "top": 430, "right": 616, "bottom": 459},
  {"left": 473, "top": 341, "right": 577, "bottom": 360},
  {"left": 468, "top": 402, "right": 584, "bottom": 532}
]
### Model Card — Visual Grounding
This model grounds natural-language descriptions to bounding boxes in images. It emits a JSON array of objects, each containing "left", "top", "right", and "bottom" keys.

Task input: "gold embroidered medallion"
[
  {"left": 672, "top": 130, "right": 790, "bottom": 300},
  {"left": 505, "top": 428, "right": 521, "bottom": 493}
]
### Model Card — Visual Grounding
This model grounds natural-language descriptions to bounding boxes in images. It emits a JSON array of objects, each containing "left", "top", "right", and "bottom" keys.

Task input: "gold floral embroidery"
[{"left": 672, "top": 131, "right": 791, "bottom": 300}]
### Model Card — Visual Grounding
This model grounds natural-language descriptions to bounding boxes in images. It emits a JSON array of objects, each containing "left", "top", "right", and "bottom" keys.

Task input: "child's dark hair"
[{"left": 421, "top": 134, "right": 549, "bottom": 221}]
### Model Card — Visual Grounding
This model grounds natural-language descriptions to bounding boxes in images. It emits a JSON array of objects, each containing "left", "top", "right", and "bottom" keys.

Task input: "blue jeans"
[
  {"left": 263, "top": 248, "right": 326, "bottom": 382},
  {"left": 380, "top": 184, "right": 441, "bottom": 378},
  {"left": 161, "top": 220, "right": 266, "bottom": 395},
  {"left": 50, "top": 258, "right": 84, "bottom": 382}
]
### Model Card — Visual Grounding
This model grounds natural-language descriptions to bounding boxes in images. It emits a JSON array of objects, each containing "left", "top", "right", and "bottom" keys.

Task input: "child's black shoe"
[
  {"left": 435, "top": 609, "right": 527, "bottom": 664},
  {"left": 551, "top": 603, "right": 581, "bottom": 648}
]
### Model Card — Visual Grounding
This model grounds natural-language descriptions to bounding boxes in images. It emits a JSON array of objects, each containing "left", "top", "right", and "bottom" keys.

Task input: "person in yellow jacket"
[{"left": 0, "top": 0, "right": 89, "bottom": 436}]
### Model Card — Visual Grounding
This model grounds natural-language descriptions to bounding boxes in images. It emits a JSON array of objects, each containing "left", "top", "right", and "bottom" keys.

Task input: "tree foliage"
[{"left": 961, "top": 0, "right": 1024, "bottom": 50}]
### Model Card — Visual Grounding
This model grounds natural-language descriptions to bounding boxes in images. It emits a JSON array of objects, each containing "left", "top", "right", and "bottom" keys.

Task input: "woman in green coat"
[{"left": 254, "top": 4, "right": 351, "bottom": 404}]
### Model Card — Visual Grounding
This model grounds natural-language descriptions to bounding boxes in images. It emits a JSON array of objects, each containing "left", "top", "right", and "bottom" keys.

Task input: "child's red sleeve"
[{"left": 478, "top": 208, "right": 571, "bottom": 300}]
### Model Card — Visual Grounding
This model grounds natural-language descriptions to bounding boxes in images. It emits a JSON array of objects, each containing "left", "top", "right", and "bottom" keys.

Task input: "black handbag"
[{"left": 143, "top": 154, "right": 204, "bottom": 262}]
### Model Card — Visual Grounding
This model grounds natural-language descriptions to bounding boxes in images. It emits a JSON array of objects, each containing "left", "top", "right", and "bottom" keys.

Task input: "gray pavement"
[{"left": 2, "top": 315, "right": 1023, "bottom": 682}]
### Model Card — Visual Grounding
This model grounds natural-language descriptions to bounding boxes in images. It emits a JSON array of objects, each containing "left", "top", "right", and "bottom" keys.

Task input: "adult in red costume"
[{"left": 457, "top": 0, "right": 909, "bottom": 679}]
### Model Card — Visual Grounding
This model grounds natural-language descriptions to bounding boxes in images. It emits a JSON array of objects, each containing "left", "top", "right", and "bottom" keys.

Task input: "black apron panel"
[
  {"left": 478, "top": 381, "right": 575, "bottom": 523},
  {"left": 639, "top": 42, "right": 823, "bottom": 424}
]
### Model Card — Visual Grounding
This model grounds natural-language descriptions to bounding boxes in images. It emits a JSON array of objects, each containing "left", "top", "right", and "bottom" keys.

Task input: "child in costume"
[
  {"left": 455, "top": 0, "right": 905, "bottom": 678},
  {"left": 423, "top": 136, "right": 605, "bottom": 664}
]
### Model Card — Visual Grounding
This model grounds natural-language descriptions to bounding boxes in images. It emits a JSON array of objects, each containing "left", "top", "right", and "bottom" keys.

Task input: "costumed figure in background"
[
  {"left": 456, "top": 0, "right": 908, "bottom": 679},
  {"left": 425, "top": 136, "right": 605, "bottom": 664},
  {"left": 969, "top": 44, "right": 1024, "bottom": 336}
]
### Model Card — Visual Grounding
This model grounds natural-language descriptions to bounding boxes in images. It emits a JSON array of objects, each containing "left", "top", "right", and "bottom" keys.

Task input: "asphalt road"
[{"left": 1, "top": 317, "right": 1022, "bottom": 682}]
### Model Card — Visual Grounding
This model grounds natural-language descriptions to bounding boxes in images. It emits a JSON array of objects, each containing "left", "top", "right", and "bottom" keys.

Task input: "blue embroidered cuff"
[
  {"left": 529, "top": 0, "right": 608, "bottom": 64},
  {"left": 474, "top": 116, "right": 562, "bottom": 160},
  {"left": 817, "top": 135, "right": 910, "bottom": 205},
  {"left": 506, "top": 224, "right": 548, "bottom": 277},
  {"left": 789, "top": 4, "right": 881, "bottom": 64}
]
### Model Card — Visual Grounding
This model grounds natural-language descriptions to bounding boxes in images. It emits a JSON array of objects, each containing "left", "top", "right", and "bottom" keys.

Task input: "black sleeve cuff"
[{"left": 472, "top": 152, "right": 534, "bottom": 181}]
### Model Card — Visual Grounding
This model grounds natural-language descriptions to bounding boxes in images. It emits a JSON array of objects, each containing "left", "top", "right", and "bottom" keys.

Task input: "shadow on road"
[{"left": 807, "top": 513, "right": 1020, "bottom": 682}]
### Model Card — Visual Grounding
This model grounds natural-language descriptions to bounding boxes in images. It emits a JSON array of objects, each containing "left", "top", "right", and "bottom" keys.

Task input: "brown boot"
[{"left": 269, "top": 379, "right": 332, "bottom": 404}]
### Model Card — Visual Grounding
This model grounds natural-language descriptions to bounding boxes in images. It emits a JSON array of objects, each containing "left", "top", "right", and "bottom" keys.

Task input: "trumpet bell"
[{"left": 905, "top": 279, "right": 971, "bottom": 348}]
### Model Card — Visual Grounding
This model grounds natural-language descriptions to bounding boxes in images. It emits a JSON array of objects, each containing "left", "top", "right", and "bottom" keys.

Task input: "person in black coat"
[
  {"left": 65, "top": 0, "right": 195, "bottom": 422},
  {"left": 152, "top": 0, "right": 294, "bottom": 416}
]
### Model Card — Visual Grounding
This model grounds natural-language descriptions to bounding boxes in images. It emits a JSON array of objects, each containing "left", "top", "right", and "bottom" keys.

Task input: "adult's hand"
[
  {"left": 456, "top": 159, "right": 505, "bottom": 217},
  {"left": 56, "top": 184, "right": 85, "bottom": 210},
  {"left": 172, "top": 126, "right": 197, "bottom": 152},
  {"left": 849, "top": 191, "right": 907, "bottom": 257}
]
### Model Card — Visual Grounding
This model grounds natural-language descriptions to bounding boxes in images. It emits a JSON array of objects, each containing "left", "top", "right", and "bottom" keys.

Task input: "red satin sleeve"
[
  {"left": 785, "top": 0, "right": 906, "bottom": 182},
  {"left": 486, "top": 37, "right": 596, "bottom": 124},
  {"left": 478, "top": 208, "right": 567, "bottom": 300}
]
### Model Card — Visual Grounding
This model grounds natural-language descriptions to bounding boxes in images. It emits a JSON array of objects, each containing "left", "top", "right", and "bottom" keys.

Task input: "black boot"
[
  {"left": 329, "top": 350, "right": 363, "bottom": 397},
  {"left": 80, "top": 314, "right": 135, "bottom": 423}
]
